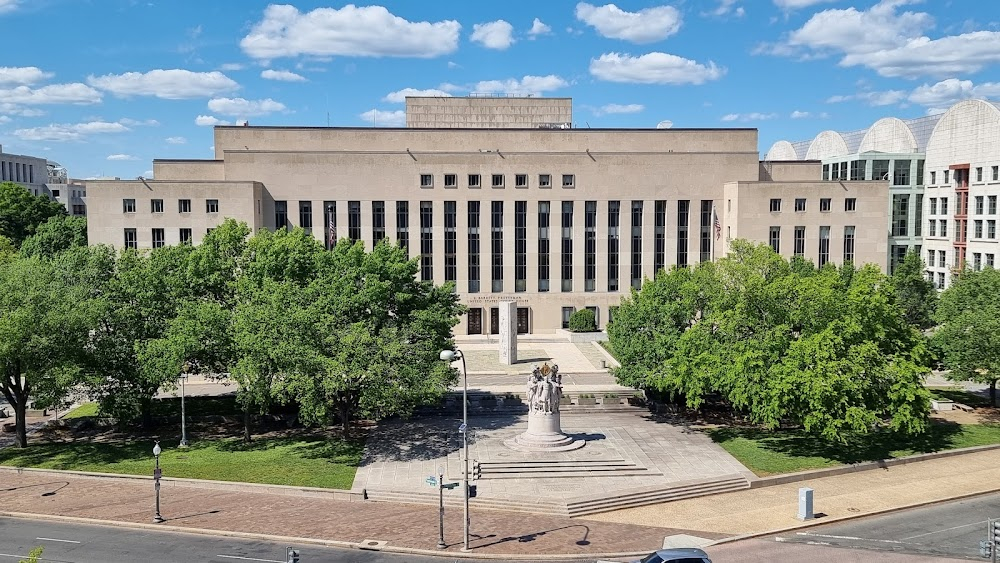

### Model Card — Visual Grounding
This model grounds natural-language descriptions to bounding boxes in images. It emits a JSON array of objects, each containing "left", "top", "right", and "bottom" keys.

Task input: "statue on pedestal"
[{"left": 505, "top": 362, "right": 583, "bottom": 453}]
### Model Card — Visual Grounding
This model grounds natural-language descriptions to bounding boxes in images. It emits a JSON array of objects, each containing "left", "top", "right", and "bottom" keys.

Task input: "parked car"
[{"left": 600, "top": 547, "right": 712, "bottom": 563}]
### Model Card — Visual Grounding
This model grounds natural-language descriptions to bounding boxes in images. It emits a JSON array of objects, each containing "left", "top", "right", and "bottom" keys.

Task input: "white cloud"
[
  {"left": 143, "top": 170, "right": 154, "bottom": 178},
  {"left": 471, "top": 20, "right": 515, "bottom": 50},
  {"left": 207, "top": 97, "right": 286, "bottom": 117},
  {"left": 107, "top": 154, "right": 138, "bottom": 161},
  {"left": 118, "top": 118, "right": 159, "bottom": 127},
  {"left": 359, "top": 109, "right": 406, "bottom": 127},
  {"left": 165, "top": 136, "right": 187, "bottom": 144},
  {"left": 908, "top": 78, "right": 1000, "bottom": 107},
  {"left": 0, "top": 0, "right": 17, "bottom": 14},
  {"left": 0, "top": 115, "right": 9, "bottom": 124},
  {"left": 0, "top": 103, "right": 43, "bottom": 117},
  {"left": 220, "top": 63, "right": 245, "bottom": 71},
  {"left": 240, "top": 4, "right": 460, "bottom": 59},
  {"left": 88, "top": 69, "right": 239, "bottom": 99},
  {"left": 261, "top": 69, "right": 307, "bottom": 82},
  {"left": 590, "top": 52, "right": 724, "bottom": 85},
  {"left": 708, "top": 0, "right": 745, "bottom": 17},
  {"left": 383, "top": 88, "right": 453, "bottom": 103},
  {"left": 790, "top": 110, "right": 811, "bottom": 118},
  {"left": 473, "top": 75, "right": 568, "bottom": 95},
  {"left": 0, "top": 83, "right": 102, "bottom": 105},
  {"left": 596, "top": 103, "right": 645, "bottom": 115},
  {"left": 528, "top": 18, "right": 551, "bottom": 38},
  {"left": 575, "top": 2, "right": 682, "bottom": 44},
  {"left": 773, "top": 0, "right": 837, "bottom": 9},
  {"left": 14, "top": 121, "right": 129, "bottom": 141},
  {"left": 850, "top": 31, "right": 1000, "bottom": 78},
  {"left": 721, "top": 112, "right": 777, "bottom": 122},
  {"left": 195, "top": 115, "right": 230, "bottom": 127},
  {"left": 0, "top": 66, "right": 53, "bottom": 86},
  {"left": 825, "top": 90, "right": 907, "bottom": 106}
]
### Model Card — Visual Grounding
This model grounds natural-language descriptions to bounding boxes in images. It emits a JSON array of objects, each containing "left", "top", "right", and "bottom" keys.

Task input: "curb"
[
  {"left": 0, "top": 510, "right": 650, "bottom": 561},
  {"left": 709, "top": 484, "right": 1000, "bottom": 547}
]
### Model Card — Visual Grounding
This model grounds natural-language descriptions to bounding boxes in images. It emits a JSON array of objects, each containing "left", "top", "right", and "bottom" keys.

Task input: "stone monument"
[
  {"left": 505, "top": 363, "right": 585, "bottom": 452},
  {"left": 498, "top": 300, "right": 517, "bottom": 365}
]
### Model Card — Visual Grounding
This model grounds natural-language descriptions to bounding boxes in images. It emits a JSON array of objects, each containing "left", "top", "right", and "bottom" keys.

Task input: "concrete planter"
[
  {"left": 577, "top": 397, "right": 597, "bottom": 406},
  {"left": 1, "top": 422, "right": 15, "bottom": 433},
  {"left": 554, "top": 329, "right": 609, "bottom": 343}
]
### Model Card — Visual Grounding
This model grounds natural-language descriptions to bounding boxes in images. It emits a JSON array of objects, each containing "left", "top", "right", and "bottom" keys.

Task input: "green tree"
[
  {"left": 568, "top": 308, "right": 597, "bottom": 332},
  {"left": 892, "top": 249, "right": 937, "bottom": 329},
  {"left": 0, "top": 256, "right": 101, "bottom": 446},
  {"left": 0, "top": 182, "right": 66, "bottom": 246},
  {"left": 19, "top": 546, "right": 43, "bottom": 563},
  {"left": 932, "top": 268, "right": 1000, "bottom": 405},
  {"left": 19, "top": 215, "right": 87, "bottom": 258}
]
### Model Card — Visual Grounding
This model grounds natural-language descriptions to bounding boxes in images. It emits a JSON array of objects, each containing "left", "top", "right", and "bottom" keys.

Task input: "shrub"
[{"left": 568, "top": 308, "right": 597, "bottom": 332}]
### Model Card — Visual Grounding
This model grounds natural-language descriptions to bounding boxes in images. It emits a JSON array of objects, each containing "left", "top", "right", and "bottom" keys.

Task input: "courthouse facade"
[{"left": 86, "top": 97, "right": 887, "bottom": 333}]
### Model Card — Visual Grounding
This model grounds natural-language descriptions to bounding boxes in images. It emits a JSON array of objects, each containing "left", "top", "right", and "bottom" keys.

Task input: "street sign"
[
  {"left": 442, "top": 482, "right": 459, "bottom": 490},
  {"left": 458, "top": 423, "right": 467, "bottom": 433},
  {"left": 153, "top": 468, "right": 162, "bottom": 480},
  {"left": 426, "top": 476, "right": 438, "bottom": 487}
]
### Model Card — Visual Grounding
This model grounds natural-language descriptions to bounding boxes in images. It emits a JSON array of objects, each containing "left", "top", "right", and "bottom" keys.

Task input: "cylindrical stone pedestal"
[{"left": 505, "top": 412, "right": 584, "bottom": 452}]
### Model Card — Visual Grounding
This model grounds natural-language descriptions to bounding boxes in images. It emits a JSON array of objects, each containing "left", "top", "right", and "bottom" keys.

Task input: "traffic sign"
[
  {"left": 458, "top": 423, "right": 467, "bottom": 433},
  {"left": 426, "top": 476, "right": 438, "bottom": 487}
]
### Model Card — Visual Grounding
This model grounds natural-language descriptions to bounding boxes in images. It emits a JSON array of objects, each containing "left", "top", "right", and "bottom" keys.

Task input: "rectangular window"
[
  {"left": 989, "top": 254, "right": 996, "bottom": 269},
  {"left": 974, "top": 252, "right": 982, "bottom": 271},
  {"left": 930, "top": 197, "right": 938, "bottom": 215},
  {"left": 123, "top": 198, "right": 136, "bottom": 213},
  {"left": 561, "top": 201, "right": 573, "bottom": 292},
  {"left": 941, "top": 219, "right": 948, "bottom": 237},
  {"left": 372, "top": 201, "right": 385, "bottom": 243},
  {"left": 891, "top": 245, "right": 907, "bottom": 274},
  {"left": 937, "top": 272, "right": 945, "bottom": 289},
  {"left": 993, "top": 166, "right": 999, "bottom": 182},
  {"left": 769, "top": 226, "right": 780, "bottom": 253},
  {"left": 538, "top": 201, "right": 550, "bottom": 292},
  {"left": 562, "top": 174, "right": 575, "bottom": 188},
  {"left": 929, "top": 220, "right": 937, "bottom": 237},
  {"left": 420, "top": 201, "right": 433, "bottom": 281},
  {"left": 468, "top": 201, "right": 480, "bottom": 293},
  {"left": 915, "top": 194, "right": 923, "bottom": 237},
  {"left": 872, "top": 160, "right": 890, "bottom": 181},
  {"left": 562, "top": 307, "right": 574, "bottom": 330},
  {"left": 976, "top": 196, "right": 985, "bottom": 215},
  {"left": 795, "top": 198, "right": 806, "bottom": 212},
  {"left": 844, "top": 226, "right": 855, "bottom": 263},
  {"left": 275, "top": 201, "right": 288, "bottom": 230},
  {"left": 325, "top": 201, "right": 338, "bottom": 250},
  {"left": 632, "top": 201, "right": 644, "bottom": 288},
  {"left": 794, "top": 226, "right": 805, "bottom": 256},
  {"left": 975, "top": 220, "right": 984, "bottom": 238},
  {"left": 348, "top": 201, "right": 361, "bottom": 242},
  {"left": 124, "top": 228, "right": 137, "bottom": 249},
  {"left": 977, "top": 167, "right": 983, "bottom": 182},
  {"left": 822, "top": 163, "right": 830, "bottom": 181},
  {"left": 700, "top": 200, "right": 712, "bottom": 263},
  {"left": 178, "top": 199, "right": 191, "bottom": 213},
  {"left": 917, "top": 160, "right": 925, "bottom": 185},
  {"left": 28, "top": 165, "right": 33, "bottom": 183},
  {"left": 891, "top": 194, "right": 909, "bottom": 237},
  {"left": 420, "top": 174, "right": 433, "bottom": 188},
  {"left": 179, "top": 228, "right": 192, "bottom": 244},
  {"left": 845, "top": 198, "right": 856, "bottom": 211},
  {"left": 820, "top": 198, "right": 831, "bottom": 212},
  {"left": 930, "top": 171, "right": 937, "bottom": 185},
  {"left": 515, "top": 201, "right": 527, "bottom": 291},
  {"left": 151, "top": 199, "right": 164, "bottom": 213},
  {"left": 206, "top": 199, "right": 219, "bottom": 213},
  {"left": 769, "top": 198, "right": 781, "bottom": 212},
  {"left": 654, "top": 200, "right": 666, "bottom": 272},
  {"left": 468, "top": 174, "right": 481, "bottom": 188},
  {"left": 850, "top": 160, "right": 863, "bottom": 181},
  {"left": 938, "top": 250, "right": 946, "bottom": 268},
  {"left": 51, "top": 189, "right": 61, "bottom": 198},
  {"left": 515, "top": 174, "right": 528, "bottom": 188},
  {"left": 492, "top": 201, "right": 504, "bottom": 292},
  {"left": 818, "top": 226, "right": 830, "bottom": 266},
  {"left": 492, "top": 174, "right": 504, "bottom": 188},
  {"left": 893, "top": 160, "right": 911, "bottom": 185},
  {"left": 444, "top": 201, "right": 456, "bottom": 283},
  {"left": 608, "top": 200, "right": 620, "bottom": 291},
  {"left": 152, "top": 228, "right": 165, "bottom": 249},
  {"left": 990, "top": 220, "right": 997, "bottom": 239},
  {"left": 539, "top": 174, "right": 551, "bottom": 188},
  {"left": 394, "top": 201, "right": 407, "bottom": 254},
  {"left": 944, "top": 170, "right": 950, "bottom": 184},
  {"left": 928, "top": 249, "right": 935, "bottom": 267},
  {"left": 444, "top": 174, "right": 457, "bottom": 188},
  {"left": 990, "top": 196, "right": 998, "bottom": 215},
  {"left": 299, "top": 201, "right": 313, "bottom": 233},
  {"left": 677, "top": 200, "right": 690, "bottom": 267},
  {"left": 941, "top": 197, "right": 949, "bottom": 215},
  {"left": 585, "top": 201, "right": 596, "bottom": 292}
]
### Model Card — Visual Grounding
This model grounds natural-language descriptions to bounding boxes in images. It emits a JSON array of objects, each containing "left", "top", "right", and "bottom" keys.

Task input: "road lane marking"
[
  {"left": 901, "top": 519, "right": 988, "bottom": 540},
  {"left": 796, "top": 532, "right": 904, "bottom": 544},
  {"left": 216, "top": 555, "right": 284, "bottom": 563},
  {"left": 36, "top": 537, "right": 80, "bottom": 544}
]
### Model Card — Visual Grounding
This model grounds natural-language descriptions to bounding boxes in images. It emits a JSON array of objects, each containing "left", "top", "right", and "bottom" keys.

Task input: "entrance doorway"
[
  {"left": 468, "top": 308, "right": 482, "bottom": 335},
  {"left": 490, "top": 307, "right": 499, "bottom": 335},
  {"left": 517, "top": 307, "right": 529, "bottom": 334}
]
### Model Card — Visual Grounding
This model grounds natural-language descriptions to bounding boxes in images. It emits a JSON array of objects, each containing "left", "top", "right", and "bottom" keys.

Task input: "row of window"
[
  {"left": 420, "top": 173, "right": 575, "bottom": 189},
  {"left": 463, "top": 304, "right": 615, "bottom": 334},
  {"left": 823, "top": 159, "right": 920, "bottom": 186},
  {"left": 927, "top": 219, "right": 998, "bottom": 240},
  {"left": 123, "top": 198, "right": 218, "bottom": 214},
  {"left": 0, "top": 161, "right": 35, "bottom": 184},
  {"left": 123, "top": 228, "right": 196, "bottom": 249},
  {"left": 929, "top": 166, "right": 1000, "bottom": 186},
  {"left": 769, "top": 197, "right": 857, "bottom": 213},
  {"left": 929, "top": 195, "right": 999, "bottom": 216},
  {"left": 768, "top": 225, "right": 855, "bottom": 266}
]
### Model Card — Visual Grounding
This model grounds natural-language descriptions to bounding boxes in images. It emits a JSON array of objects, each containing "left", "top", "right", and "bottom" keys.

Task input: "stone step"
[
  {"left": 363, "top": 489, "right": 568, "bottom": 516},
  {"left": 479, "top": 469, "right": 657, "bottom": 480},
  {"left": 481, "top": 458, "right": 635, "bottom": 468},
  {"left": 565, "top": 475, "right": 751, "bottom": 517}
]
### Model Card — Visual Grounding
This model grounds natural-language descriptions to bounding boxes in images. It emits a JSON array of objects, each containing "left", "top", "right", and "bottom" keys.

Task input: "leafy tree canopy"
[
  {"left": 0, "top": 182, "right": 66, "bottom": 246},
  {"left": 19, "top": 215, "right": 88, "bottom": 258},
  {"left": 892, "top": 250, "right": 937, "bottom": 329}
]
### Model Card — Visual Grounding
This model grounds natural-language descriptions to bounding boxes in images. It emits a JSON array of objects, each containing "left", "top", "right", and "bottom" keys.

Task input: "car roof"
[{"left": 655, "top": 547, "right": 711, "bottom": 557}]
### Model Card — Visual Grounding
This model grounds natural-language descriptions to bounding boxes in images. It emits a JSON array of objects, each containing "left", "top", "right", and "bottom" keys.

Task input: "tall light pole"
[
  {"left": 152, "top": 441, "right": 164, "bottom": 523},
  {"left": 179, "top": 370, "right": 188, "bottom": 448},
  {"left": 439, "top": 348, "right": 470, "bottom": 552}
]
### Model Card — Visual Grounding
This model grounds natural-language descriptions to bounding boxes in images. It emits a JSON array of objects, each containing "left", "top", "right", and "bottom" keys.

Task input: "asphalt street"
[{"left": 767, "top": 491, "right": 1000, "bottom": 560}]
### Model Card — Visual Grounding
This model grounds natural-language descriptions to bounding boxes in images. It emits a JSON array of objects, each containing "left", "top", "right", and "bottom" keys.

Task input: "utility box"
[{"left": 797, "top": 487, "right": 814, "bottom": 521}]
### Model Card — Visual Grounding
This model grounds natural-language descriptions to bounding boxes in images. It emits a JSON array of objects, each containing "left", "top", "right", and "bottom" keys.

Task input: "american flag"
[
  {"left": 713, "top": 207, "right": 721, "bottom": 240},
  {"left": 326, "top": 209, "right": 337, "bottom": 249}
]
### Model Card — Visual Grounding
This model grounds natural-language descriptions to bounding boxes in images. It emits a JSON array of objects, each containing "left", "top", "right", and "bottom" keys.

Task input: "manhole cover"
[{"left": 847, "top": 507, "right": 860, "bottom": 513}]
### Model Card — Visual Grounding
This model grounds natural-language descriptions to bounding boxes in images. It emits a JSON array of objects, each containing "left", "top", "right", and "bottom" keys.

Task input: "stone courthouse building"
[{"left": 86, "top": 97, "right": 888, "bottom": 333}]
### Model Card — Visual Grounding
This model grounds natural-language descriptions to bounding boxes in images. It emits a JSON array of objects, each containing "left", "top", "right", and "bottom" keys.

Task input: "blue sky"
[{"left": 0, "top": 0, "right": 997, "bottom": 179}]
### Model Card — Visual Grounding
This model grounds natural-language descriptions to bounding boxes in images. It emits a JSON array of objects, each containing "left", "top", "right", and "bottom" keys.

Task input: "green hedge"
[{"left": 568, "top": 308, "right": 597, "bottom": 332}]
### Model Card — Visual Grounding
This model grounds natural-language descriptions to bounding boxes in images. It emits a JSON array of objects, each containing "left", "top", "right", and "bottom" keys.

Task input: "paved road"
[
  {"left": 764, "top": 492, "right": 1000, "bottom": 560},
  {"left": 0, "top": 517, "right": 560, "bottom": 563}
]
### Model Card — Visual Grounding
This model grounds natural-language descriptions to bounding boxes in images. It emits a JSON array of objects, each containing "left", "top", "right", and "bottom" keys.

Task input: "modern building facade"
[
  {"left": 86, "top": 97, "right": 888, "bottom": 333},
  {"left": 0, "top": 146, "right": 87, "bottom": 216}
]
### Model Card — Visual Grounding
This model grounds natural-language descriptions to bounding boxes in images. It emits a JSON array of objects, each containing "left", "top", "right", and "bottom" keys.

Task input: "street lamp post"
[
  {"left": 436, "top": 465, "right": 446, "bottom": 549},
  {"left": 439, "top": 348, "right": 470, "bottom": 552},
  {"left": 179, "top": 372, "right": 188, "bottom": 448},
  {"left": 152, "top": 441, "right": 164, "bottom": 523}
]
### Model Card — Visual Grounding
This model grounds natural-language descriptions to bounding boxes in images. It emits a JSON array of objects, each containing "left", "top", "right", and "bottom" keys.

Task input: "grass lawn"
[
  {"left": 708, "top": 420, "right": 1000, "bottom": 476},
  {"left": 63, "top": 402, "right": 99, "bottom": 419},
  {"left": 0, "top": 435, "right": 364, "bottom": 489}
]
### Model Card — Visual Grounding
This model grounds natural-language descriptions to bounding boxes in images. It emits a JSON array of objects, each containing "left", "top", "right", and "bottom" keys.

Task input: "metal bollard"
[{"left": 797, "top": 487, "right": 814, "bottom": 521}]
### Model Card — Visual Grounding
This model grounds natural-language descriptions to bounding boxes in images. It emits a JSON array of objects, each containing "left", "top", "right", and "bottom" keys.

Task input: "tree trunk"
[
  {"left": 991, "top": 380, "right": 997, "bottom": 408},
  {"left": 14, "top": 397, "right": 27, "bottom": 448},
  {"left": 340, "top": 400, "right": 351, "bottom": 437},
  {"left": 242, "top": 408, "right": 252, "bottom": 443}
]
